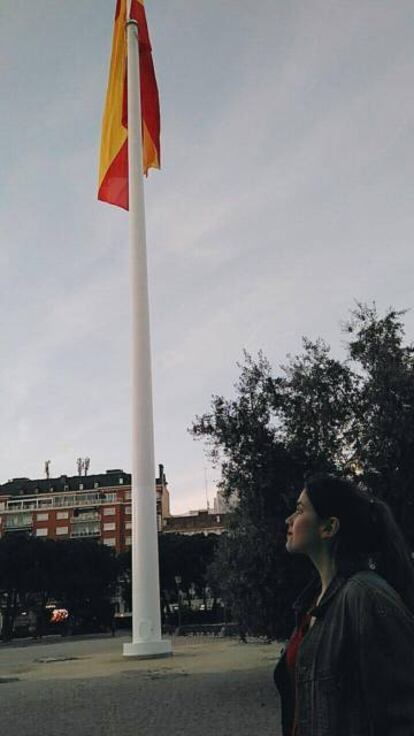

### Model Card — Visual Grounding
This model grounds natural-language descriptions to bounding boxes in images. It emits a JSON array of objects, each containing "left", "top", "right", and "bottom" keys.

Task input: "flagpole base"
[{"left": 123, "top": 639, "right": 172, "bottom": 659}]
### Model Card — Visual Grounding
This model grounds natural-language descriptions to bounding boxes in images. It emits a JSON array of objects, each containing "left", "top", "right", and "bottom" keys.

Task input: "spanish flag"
[{"left": 98, "top": 0, "right": 160, "bottom": 210}]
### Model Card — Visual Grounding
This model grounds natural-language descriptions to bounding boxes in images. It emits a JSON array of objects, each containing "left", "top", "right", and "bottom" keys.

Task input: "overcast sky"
[{"left": 1, "top": 1, "right": 413, "bottom": 513}]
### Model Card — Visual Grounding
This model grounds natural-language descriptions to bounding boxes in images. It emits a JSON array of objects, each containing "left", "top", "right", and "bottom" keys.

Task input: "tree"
[
  {"left": 0, "top": 535, "right": 119, "bottom": 638},
  {"left": 56, "top": 539, "right": 118, "bottom": 622},
  {"left": 158, "top": 533, "right": 218, "bottom": 606},
  {"left": 191, "top": 304, "right": 414, "bottom": 638},
  {"left": 191, "top": 352, "right": 312, "bottom": 639},
  {"left": 345, "top": 304, "right": 414, "bottom": 541},
  {"left": 119, "top": 534, "right": 219, "bottom": 621},
  {"left": 0, "top": 534, "right": 37, "bottom": 639},
  {"left": 0, "top": 535, "right": 60, "bottom": 638},
  {"left": 117, "top": 549, "right": 132, "bottom": 611},
  {"left": 278, "top": 338, "right": 355, "bottom": 474}
]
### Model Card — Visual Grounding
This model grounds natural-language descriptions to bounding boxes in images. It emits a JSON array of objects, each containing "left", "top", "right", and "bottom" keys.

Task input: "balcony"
[
  {"left": 70, "top": 522, "right": 100, "bottom": 539},
  {"left": 5, "top": 492, "right": 119, "bottom": 514},
  {"left": 70, "top": 530, "right": 101, "bottom": 539},
  {"left": 71, "top": 511, "right": 100, "bottom": 522},
  {"left": 3, "top": 514, "right": 33, "bottom": 531}
]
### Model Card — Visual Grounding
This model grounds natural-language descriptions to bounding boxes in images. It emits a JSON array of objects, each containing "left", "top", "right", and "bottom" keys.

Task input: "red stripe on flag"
[
  {"left": 121, "top": 0, "right": 160, "bottom": 173},
  {"left": 98, "top": 139, "right": 129, "bottom": 210}
]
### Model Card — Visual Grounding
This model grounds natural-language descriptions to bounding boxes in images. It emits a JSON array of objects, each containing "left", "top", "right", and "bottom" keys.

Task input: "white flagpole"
[{"left": 123, "top": 13, "right": 171, "bottom": 659}]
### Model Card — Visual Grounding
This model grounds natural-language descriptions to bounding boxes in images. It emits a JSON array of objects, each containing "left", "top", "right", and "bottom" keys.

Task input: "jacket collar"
[{"left": 293, "top": 572, "right": 348, "bottom": 621}]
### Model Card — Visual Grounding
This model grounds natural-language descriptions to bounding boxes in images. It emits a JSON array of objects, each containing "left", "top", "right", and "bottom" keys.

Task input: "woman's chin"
[
  {"left": 286, "top": 537, "right": 294, "bottom": 553},
  {"left": 286, "top": 537, "right": 302, "bottom": 554}
]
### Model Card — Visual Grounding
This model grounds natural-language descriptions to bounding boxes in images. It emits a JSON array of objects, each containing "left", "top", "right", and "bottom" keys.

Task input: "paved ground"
[{"left": 0, "top": 634, "right": 283, "bottom": 736}]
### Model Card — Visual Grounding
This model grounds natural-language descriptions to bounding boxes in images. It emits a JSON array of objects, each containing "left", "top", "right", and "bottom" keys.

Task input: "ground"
[{"left": 0, "top": 634, "right": 283, "bottom": 736}]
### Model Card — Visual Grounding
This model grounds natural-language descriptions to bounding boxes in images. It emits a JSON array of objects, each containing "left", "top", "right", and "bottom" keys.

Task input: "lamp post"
[{"left": 174, "top": 575, "right": 182, "bottom": 630}]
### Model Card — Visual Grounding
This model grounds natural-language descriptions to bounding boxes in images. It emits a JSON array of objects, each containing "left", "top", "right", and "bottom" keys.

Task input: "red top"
[{"left": 285, "top": 607, "right": 315, "bottom": 736}]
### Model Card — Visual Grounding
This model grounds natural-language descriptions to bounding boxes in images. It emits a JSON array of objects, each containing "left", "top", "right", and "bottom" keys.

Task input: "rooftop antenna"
[
  {"left": 84, "top": 457, "right": 90, "bottom": 476},
  {"left": 77, "top": 457, "right": 84, "bottom": 477},
  {"left": 44, "top": 460, "right": 51, "bottom": 479}
]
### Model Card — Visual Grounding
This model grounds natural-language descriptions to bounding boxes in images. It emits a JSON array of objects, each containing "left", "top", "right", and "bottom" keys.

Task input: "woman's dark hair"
[{"left": 305, "top": 473, "right": 414, "bottom": 612}]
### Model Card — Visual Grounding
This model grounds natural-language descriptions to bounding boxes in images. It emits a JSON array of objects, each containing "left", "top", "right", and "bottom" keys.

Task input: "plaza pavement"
[{"left": 0, "top": 633, "right": 283, "bottom": 736}]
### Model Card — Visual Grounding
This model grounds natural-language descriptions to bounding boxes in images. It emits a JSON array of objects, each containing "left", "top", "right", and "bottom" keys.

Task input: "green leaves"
[
  {"left": 0, "top": 535, "right": 119, "bottom": 637},
  {"left": 157, "top": 533, "right": 218, "bottom": 600},
  {"left": 190, "top": 302, "right": 414, "bottom": 638}
]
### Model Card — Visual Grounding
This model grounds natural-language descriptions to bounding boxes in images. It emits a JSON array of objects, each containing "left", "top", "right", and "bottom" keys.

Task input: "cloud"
[{"left": 1, "top": 0, "right": 414, "bottom": 509}]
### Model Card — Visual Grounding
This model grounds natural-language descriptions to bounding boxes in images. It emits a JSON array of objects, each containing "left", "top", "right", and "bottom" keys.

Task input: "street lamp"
[{"left": 174, "top": 575, "right": 182, "bottom": 630}]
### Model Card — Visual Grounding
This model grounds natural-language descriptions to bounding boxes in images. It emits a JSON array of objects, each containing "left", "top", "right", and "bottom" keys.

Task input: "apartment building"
[
  {"left": 0, "top": 465, "right": 170, "bottom": 554},
  {"left": 162, "top": 509, "right": 229, "bottom": 535}
]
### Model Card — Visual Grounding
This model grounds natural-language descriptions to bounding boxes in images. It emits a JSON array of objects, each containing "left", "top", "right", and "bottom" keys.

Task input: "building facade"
[
  {"left": 162, "top": 509, "right": 229, "bottom": 535},
  {"left": 0, "top": 465, "right": 170, "bottom": 554}
]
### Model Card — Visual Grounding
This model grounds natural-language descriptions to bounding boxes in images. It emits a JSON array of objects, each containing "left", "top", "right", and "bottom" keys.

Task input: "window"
[
  {"left": 36, "top": 528, "right": 48, "bottom": 537},
  {"left": 74, "top": 492, "right": 99, "bottom": 506},
  {"left": 125, "top": 506, "right": 131, "bottom": 515},
  {"left": 71, "top": 522, "right": 100, "bottom": 538},
  {"left": 103, "top": 538, "right": 116, "bottom": 547},
  {"left": 79, "top": 484, "right": 83, "bottom": 490},
  {"left": 56, "top": 527, "right": 68, "bottom": 536},
  {"left": 4, "top": 513, "right": 32, "bottom": 529},
  {"left": 94, "top": 482, "right": 99, "bottom": 489},
  {"left": 125, "top": 522, "right": 132, "bottom": 531},
  {"left": 125, "top": 536, "right": 132, "bottom": 546},
  {"left": 57, "top": 511, "right": 69, "bottom": 520},
  {"left": 125, "top": 491, "right": 131, "bottom": 500},
  {"left": 23, "top": 501, "right": 37, "bottom": 510},
  {"left": 103, "top": 507, "right": 115, "bottom": 516},
  {"left": 103, "top": 522, "right": 116, "bottom": 532},
  {"left": 103, "top": 493, "right": 117, "bottom": 503},
  {"left": 62, "top": 495, "right": 75, "bottom": 506},
  {"left": 119, "top": 478, "right": 124, "bottom": 484},
  {"left": 37, "top": 513, "right": 49, "bottom": 521},
  {"left": 72, "top": 510, "right": 99, "bottom": 521}
]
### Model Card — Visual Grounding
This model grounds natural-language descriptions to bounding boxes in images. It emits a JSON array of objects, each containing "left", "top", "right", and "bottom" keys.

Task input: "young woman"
[{"left": 274, "top": 473, "right": 414, "bottom": 736}]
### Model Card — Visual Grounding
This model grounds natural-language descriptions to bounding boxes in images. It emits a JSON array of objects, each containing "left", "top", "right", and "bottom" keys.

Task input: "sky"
[{"left": 1, "top": 1, "right": 414, "bottom": 514}]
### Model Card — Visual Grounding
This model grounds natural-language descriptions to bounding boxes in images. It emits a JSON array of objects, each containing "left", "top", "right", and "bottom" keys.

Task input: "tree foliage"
[
  {"left": 158, "top": 533, "right": 217, "bottom": 600},
  {"left": 0, "top": 535, "right": 118, "bottom": 638},
  {"left": 191, "top": 303, "right": 414, "bottom": 638},
  {"left": 117, "top": 533, "right": 218, "bottom": 622}
]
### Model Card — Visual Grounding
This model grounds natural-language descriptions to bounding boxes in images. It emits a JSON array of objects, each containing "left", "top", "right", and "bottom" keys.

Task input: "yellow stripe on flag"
[{"left": 98, "top": 0, "right": 160, "bottom": 210}]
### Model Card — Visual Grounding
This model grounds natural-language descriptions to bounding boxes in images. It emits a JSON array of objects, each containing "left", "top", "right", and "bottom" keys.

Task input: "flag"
[{"left": 98, "top": 0, "right": 160, "bottom": 210}]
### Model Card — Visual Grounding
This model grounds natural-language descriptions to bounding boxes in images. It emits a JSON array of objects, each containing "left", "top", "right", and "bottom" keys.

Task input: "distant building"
[
  {"left": 0, "top": 464, "right": 170, "bottom": 554},
  {"left": 162, "top": 509, "right": 229, "bottom": 536}
]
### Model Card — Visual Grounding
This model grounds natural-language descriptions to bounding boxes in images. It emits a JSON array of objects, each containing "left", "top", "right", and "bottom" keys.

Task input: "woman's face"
[{"left": 285, "top": 489, "right": 325, "bottom": 555}]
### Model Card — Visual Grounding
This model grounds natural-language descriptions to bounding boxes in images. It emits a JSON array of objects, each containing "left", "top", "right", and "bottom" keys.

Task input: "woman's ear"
[{"left": 321, "top": 516, "right": 340, "bottom": 540}]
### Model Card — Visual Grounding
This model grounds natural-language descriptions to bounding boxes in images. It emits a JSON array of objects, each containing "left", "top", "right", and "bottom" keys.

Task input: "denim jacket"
[{"left": 274, "top": 570, "right": 414, "bottom": 736}]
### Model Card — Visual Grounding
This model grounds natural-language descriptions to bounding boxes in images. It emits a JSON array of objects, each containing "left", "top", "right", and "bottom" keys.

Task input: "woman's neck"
[{"left": 309, "top": 549, "right": 337, "bottom": 597}]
